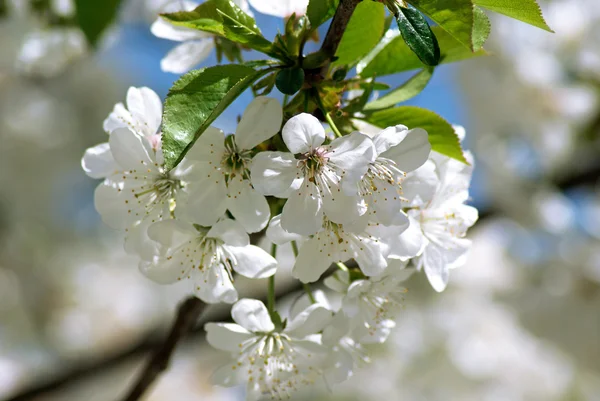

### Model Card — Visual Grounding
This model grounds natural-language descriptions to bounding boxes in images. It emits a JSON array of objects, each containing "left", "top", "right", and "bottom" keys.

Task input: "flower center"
[
  {"left": 299, "top": 147, "right": 329, "bottom": 182},
  {"left": 221, "top": 135, "right": 252, "bottom": 177},
  {"left": 358, "top": 157, "right": 405, "bottom": 197}
]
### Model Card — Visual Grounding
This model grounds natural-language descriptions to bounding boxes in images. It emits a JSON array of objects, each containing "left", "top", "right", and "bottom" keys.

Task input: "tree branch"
[
  {"left": 319, "top": 0, "right": 362, "bottom": 73},
  {"left": 120, "top": 296, "right": 206, "bottom": 401}
]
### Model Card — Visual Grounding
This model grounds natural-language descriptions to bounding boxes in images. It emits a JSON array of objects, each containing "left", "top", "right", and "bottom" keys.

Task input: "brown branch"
[
  {"left": 319, "top": 0, "right": 363, "bottom": 73},
  {"left": 120, "top": 297, "right": 206, "bottom": 401}
]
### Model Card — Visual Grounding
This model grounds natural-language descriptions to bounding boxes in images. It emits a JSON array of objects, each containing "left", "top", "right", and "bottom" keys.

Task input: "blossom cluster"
[{"left": 82, "top": 86, "right": 477, "bottom": 399}]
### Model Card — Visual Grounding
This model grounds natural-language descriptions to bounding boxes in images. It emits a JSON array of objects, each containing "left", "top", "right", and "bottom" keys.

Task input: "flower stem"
[
  {"left": 268, "top": 243, "right": 277, "bottom": 313},
  {"left": 325, "top": 112, "right": 343, "bottom": 138},
  {"left": 291, "top": 241, "right": 317, "bottom": 304}
]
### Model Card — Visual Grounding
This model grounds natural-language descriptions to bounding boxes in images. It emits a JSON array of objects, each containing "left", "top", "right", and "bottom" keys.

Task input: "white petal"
[
  {"left": 227, "top": 177, "right": 270, "bottom": 233},
  {"left": 369, "top": 179, "right": 408, "bottom": 226},
  {"left": 94, "top": 183, "right": 137, "bottom": 229},
  {"left": 282, "top": 113, "right": 325, "bottom": 153},
  {"left": 285, "top": 304, "right": 332, "bottom": 338},
  {"left": 178, "top": 176, "right": 228, "bottom": 226},
  {"left": 109, "top": 127, "right": 156, "bottom": 171},
  {"left": 211, "top": 362, "right": 243, "bottom": 387},
  {"left": 323, "top": 269, "right": 350, "bottom": 293},
  {"left": 321, "top": 183, "right": 364, "bottom": 225},
  {"left": 147, "top": 219, "right": 197, "bottom": 248},
  {"left": 126, "top": 86, "right": 163, "bottom": 136},
  {"left": 352, "top": 236, "right": 387, "bottom": 277},
  {"left": 161, "top": 39, "right": 214, "bottom": 74},
  {"left": 139, "top": 254, "right": 184, "bottom": 284},
  {"left": 281, "top": 182, "right": 323, "bottom": 236},
  {"left": 327, "top": 131, "right": 376, "bottom": 182},
  {"left": 381, "top": 128, "right": 431, "bottom": 172},
  {"left": 290, "top": 289, "right": 331, "bottom": 318},
  {"left": 324, "top": 348, "right": 354, "bottom": 387},
  {"left": 420, "top": 242, "right": 449, "bottom": 292},
  {"left": 292, "top": 236, "right": 332, "bottom": 283},
  {"left": 321, "top": 312, "right": 350, "bottom": 346},
  {"left": 250, "top": 151, "right": 300, "bottom": 197},
  {"left": 103, "top": 102, "right": 133, "bottom": 133},
  {"left": 248, "top": 0, "right": 308, "bottom": 17},
  {"left": 151, "top": 16, "right": 208, "bottom": 41},
  {"left": 82, "top": 143, "right": 118, "bottom": 179},
  {"left": 231, "top": 299, "right": 275, "bottom": 333},
  {"left": 402, "top": 160, "right": 438, "bottom": 205},
  {"left": 371, "top": 125, "right": 408, "bottom": 155},
  {"left": 194, "top": 263, "right": 238, "bottom": 303},
  {"left": 185, "top": 127, "right": 226, "bottom": 163},
  {"left": 205, "top": 322, "right": 253, "bottom": 352},
  {"left": 385, "top": 215, "right": 426, "bottom": 260},
  {"left": 124, "top": 218, "right": 164, "bottom": 260},
  {"left": 226, "top": 245, "right": 277, "bottom": 279},
  {"left": 265, "top": 214, "right": 304, "bottom": 245},
  {"left": 207, "top": 219, "right": 249, "bottom": 247},
  {"left": 235, "top": 96, "right": 282, "bottom": 150}
]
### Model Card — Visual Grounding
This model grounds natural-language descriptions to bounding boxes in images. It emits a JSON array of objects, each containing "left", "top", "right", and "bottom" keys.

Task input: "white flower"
[
  {"left": 388, "top": 152, "right": 479, "bottom": 292},
  {"left": 205, "top": 298, "right": 331, "bottom": 399},
  {"left": 140, "top": 219, "right": 277, "bottom": 303},
  {"left": 179, "top": 96, "right": 283, "bottom": 233},
  {"left": 151, "top": 0, "right": 251, "bottom": 74},
  {"left": 292, "top": 215, "right": 388, "bottom": 283},
  {"left": 251, "top": 113, "right": 376, "bottom": 236},
  {"left": 16, "top": 27, "right": 86, "bottom": 77},
  {"left": 82, "top": 86, "right": 163, "bottom": 180},
  {"left": 90, "top": 127, "right": 195, "bottom": 257},
  {"left": 324, "top": 267, "right": 407, "bottom": 344},
  {"left": 248, "top": 0, "right": 308, "bottom": 18},
  {"left": 353, "top": 125, "right": 431, "bottom": 226}
]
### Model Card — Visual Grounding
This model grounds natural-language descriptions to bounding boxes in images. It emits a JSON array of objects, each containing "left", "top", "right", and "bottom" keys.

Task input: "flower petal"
[
  {"left": 420, "top": 242, "right": 449, "bottom": 292},
  {"left": 205, "top": 322, "right": 253, "bottom": 352},
  {"left": 147, "top": 219, "right": 197, "bottom": 248},
  {"left": 383, "top": 215, "right": 426, "bottom": 261},
  {"left": 369, "top": 179, "right": 408, "bottom": 226},
  {"left": 103, "top": 102, "right": 132, "bottom": 134},
  {"left": 281, "top": 182, "right": 323, "bottom": 236},
  {"left": 194, "top": 263, "right": 238, "bottom": 303},
  {"left": 381, "top": 128, "right": 431, "bottom": 172},
  {"left": 265, "top": 214, "right": 304, "bottom": 245},
  {"left": 231, "top": 298, "right": 275, "bottom": 333},
  {"left": 282, "top": 113, "right": 325, "bottom": 153},
  {"left": 160, "top": 39, "right": 214, "bottom": 74},
  {"left": 126, "top": 86, "right": 163, "bottom": 137},
  {"left": 151, "top": 16, "right": 208, "bottom": 41},
  {"left": 235, "top": 96, "right": 282, "bottom": 150},
  {"left": 321, "top": 183, "right": 364, "bottom": 225},
  {"left": 327, "top": 131, "right": 376, "bottom": 182},
  {"left": 285, "top": 304, "right": 332, "bottom": 338},
  {"left": 178, "top": 175, "right": 228, "bottom": 227},
  {"left": 185, "top": 126, "right": 226, "bottom": 164},
  {"left": 109, "top": 127, "right": 156, "bottom": 171},
  {"left": 371, "top": 125, "right": 408, "bottom": 155},
  {"left": 226, "top": 244, "right": 277, "bottom": 279},
  {"left": 227, "top": 177, "right": 270, "bottom": 233},
  {"left": 292, "top": 236, "right": 332, "bottom": 283},
  {"left": 94, "top": 183, "right": 137, "bottom": 229},
  {"left": 207, "top": 219, "right": 249, "bottom": 247},
  {"left": 82, "top": 143, "right": 118, "bottom": 179},
  {"left": 250, "top": 151, "right": 300, "bottom": 197},
  {"left": 352, "top": 236, "right": 387, "bottom": 277}
]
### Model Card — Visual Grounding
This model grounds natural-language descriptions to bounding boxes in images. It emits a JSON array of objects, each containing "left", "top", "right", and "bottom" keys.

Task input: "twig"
[
  {"left": 120, "top": 297, "right": 206, "bottom": 401},
  {"left": 319, "top": 0, "right": 362, "bottom": 74}
]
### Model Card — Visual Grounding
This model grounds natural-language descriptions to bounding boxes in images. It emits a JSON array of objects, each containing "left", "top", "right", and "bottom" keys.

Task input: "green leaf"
[
  {"left": 358, "top": 26, "right": 486, "bottom": 77},
  {"left": 363, "top": 106, "right": 467, "bottom": 163},
  {"left": 307, "top": 0, "right": 338, "bottom": 28},
  {"left": 408, "top": 0, "right": 475, "bottom": 50},
  {"left": 364, "top": 68, "right": 433, "bottom": 111},
  {"left": 162, "top": 64, "right": 266, "bottom": 170},
  {"left": 394, "top": 5, "right": 440, "bottom": 66},
  {"left": 276, "top": 67, "right": 305, "bottom": 95},
  {"left": 472, "top": 6, "right": 491, "bottom": 50},
  {"left": 333, "top": 1, "right": 385, "bottom": 66},
  {"left": 162, "top": 0, "right": 279, "bottom": 57},
  {"left": 74, "top": 0, "right": 122, "bottom": 46},
  {"left": 473, "top": 0, "right": 552, "bottom": 31}
]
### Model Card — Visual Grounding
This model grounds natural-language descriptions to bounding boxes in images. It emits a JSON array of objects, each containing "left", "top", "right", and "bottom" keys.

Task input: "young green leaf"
[
  {"left": 307, "top": 0, "right": 339, "bottom": 28},
  {"left": 393, "top": 5, "right": 440, "bottom": 66},
  {"left": 358, "top": 26, "right": 486, "bottom": 77},
  {"left": 363, "top": 106, "right": 467, "bottom": 163},
  {"left": 162, "top": 65, "right": 267, "bottom": 170},
  {"left": 472, "top": 6, "right": 491, "bottom": 50},
  {"left": 74, "top": 0, "right": 122, "bottom": 46},
  {"left": 473, "top": 0, "right": 553, "bottom": 32},
  {"left": 363, "top": 68, "right": 433, "bottom": 110},
  {"left": 408, "top": 0, "right": 475, "bottom": 50},
  {"left": 275, "top": 67, "right": 305, "bottom": 95},
  {"left": 333, "top": 1, "right": 386, "bottom": 67}
]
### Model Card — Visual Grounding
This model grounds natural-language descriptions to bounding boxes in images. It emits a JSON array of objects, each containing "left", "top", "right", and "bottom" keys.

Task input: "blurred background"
[{"left": 1, "top": 0, "right": 600, "bottom": 400}]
